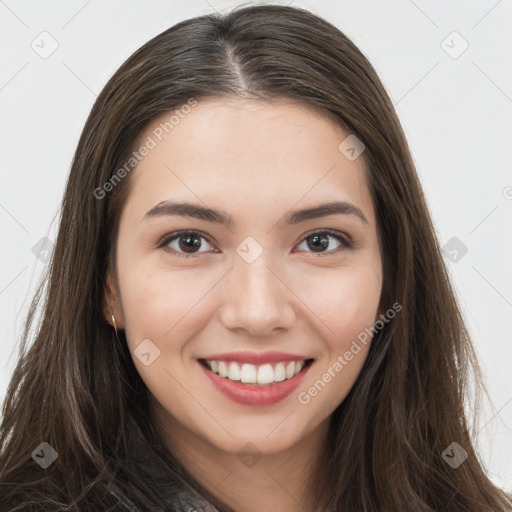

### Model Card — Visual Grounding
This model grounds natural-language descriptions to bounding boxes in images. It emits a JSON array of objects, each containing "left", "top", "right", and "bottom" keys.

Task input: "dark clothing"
[{"left": 107, "top": 418, "right": 221, "bottom": 512}]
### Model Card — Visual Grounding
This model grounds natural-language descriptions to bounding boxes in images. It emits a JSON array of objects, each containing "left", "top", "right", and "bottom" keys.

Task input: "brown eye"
[
  {"left": 160, "top": 231, "right": 215, "bottom": 258},
  {"left": 296, "top": 231, "right": 352, "bottom": 255}
]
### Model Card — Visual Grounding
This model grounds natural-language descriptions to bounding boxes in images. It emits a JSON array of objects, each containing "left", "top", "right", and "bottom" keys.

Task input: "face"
[{"left": 106, "top": 97, "right": 383, "bottom": 456}]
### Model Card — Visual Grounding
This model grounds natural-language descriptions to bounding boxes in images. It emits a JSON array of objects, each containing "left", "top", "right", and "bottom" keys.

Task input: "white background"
[{"left": 1, "top": 0, "right": 511, "bottom": 492}]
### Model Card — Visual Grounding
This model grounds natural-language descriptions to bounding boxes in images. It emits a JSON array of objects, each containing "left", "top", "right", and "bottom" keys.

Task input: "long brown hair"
[{"left": 1, "top": 4, "right": 510, "bottom": 511}]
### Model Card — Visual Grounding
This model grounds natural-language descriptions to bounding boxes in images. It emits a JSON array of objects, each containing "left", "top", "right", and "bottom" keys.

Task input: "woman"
[{"left": 1, "top": 4, "right": 510, "bottom": 511}]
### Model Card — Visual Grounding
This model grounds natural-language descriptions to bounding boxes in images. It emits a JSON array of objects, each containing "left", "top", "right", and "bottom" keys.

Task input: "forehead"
[{"left": 122, "top": 97, "right": 374, "bottom": 224}]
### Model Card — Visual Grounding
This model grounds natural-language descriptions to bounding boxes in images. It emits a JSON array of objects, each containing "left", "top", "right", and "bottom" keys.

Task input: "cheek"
[
  {"left": 301, "top": 264, "right": 381, "bottom": 346},
  {"left": 294, "top": 266, "right": 381, "bottom": 410},
  {"left": 118, "top": 266, "right": 208, "bottom": 414},
  {"left": 119, "top": 262, "right": 215, "bottom": 350}
]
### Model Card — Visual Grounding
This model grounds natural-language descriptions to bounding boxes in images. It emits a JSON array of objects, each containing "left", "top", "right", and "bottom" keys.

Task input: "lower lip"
[{"left": 199, "top": 361, "right": 312, "bottom": 406}]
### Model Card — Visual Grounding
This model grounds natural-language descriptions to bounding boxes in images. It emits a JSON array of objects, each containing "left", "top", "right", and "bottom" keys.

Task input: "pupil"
[
  {"left": 180, "top": 234, "right": 201, "bottom": 253},
  {"left": 309, "top": 234, "right": 328, "bottom": 252}
]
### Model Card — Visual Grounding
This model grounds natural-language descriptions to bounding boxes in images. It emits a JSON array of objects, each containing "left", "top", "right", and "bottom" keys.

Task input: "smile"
[
  {"left": 201, "top": 359, "right": 312, "bottom": 385},
  {"left": 198, "top": 356, "right": 314, "bottom": 406}
]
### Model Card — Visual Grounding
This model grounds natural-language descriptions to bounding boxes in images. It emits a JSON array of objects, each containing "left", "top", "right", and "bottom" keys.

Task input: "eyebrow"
[{"left": 143, "top": 200, "right": 369, "bottom": 227}]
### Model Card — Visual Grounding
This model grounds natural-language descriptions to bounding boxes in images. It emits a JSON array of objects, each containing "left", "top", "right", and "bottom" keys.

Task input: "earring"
[{"left": 107, "top": 300, "right": 118, "bottom": 332}]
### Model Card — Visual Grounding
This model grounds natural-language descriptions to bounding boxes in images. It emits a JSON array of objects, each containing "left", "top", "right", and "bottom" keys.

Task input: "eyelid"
[
  {"left": 295, "top": 228, "right": 353, "bottom": 256},
  {"left": 299, "top": 228, "right": 352, "bottom": 245},
  {"left": 157, "top": 230, "right": 216, "bottom": 257},
  {"left": 157, "top": 228, "right": 353, "bottom": 258}
]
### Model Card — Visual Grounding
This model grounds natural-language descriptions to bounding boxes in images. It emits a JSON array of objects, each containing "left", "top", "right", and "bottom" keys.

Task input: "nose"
[{"left": 218, "top": 251, "right": 296, "bottom": 337}]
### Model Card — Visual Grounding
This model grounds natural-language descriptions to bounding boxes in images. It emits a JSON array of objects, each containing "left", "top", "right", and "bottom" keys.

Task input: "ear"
[{"left": 103, "top": 274, "right": 125, "bottom": 329}]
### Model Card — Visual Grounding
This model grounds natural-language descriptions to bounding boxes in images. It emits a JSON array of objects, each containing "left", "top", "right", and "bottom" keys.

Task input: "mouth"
[
  {"left": 198, "top": 358, "right": 315, "bottom": 386},
  {"left": 198, "top": 357, "right": 315, "bottom": 406}
]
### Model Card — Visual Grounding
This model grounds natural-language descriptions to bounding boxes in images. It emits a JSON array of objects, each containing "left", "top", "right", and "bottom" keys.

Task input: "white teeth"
[
  {"left": 228, "top": 362, "right": 240, "bottom": 381},
  {"left": 257, "top": 364, "right": 274, "bottom": 384},
  {"left": 285, "top": 362, "right": 295, "bottom": 379},
  {"left": 274, "top": 363, "right": 286, "bottom": 382},
  {"left": 204, "top": 359, "right": 309, "bottom": 385},
  {"left": 240, "top": 363, "right": 257, "bottom": 383},
  {"left": 295, "top": 361, "right": 305, "bottom": 375},
  {"left": 218, "top": 361, "right": 228, "bottom": 378}
]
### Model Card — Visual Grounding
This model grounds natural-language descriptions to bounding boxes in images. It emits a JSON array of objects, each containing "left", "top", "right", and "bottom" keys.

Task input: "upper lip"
[{"left": 200, "top": 351, "right": 312, "bottom": 365}]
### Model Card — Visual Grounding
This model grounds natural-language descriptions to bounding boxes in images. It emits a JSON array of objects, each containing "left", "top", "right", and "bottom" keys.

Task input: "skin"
[{"left": 105, "top": 97, "right": 383, "bottom": 512}]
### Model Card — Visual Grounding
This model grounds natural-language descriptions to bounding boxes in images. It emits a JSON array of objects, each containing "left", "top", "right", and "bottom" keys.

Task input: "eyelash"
[{"left": 157, "top": 229, "right": 353, "bottom": 259}]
